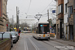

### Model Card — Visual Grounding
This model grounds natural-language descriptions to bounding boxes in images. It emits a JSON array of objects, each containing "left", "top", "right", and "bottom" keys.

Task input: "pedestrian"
[{"left": 18, "top": 30, "right": 21, "bottom": 37}]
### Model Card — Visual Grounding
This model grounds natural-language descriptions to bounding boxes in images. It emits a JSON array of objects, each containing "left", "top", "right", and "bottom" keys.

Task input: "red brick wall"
[
  {"left": 58, "top": 0, "right": 64, "bottom": 5},
  {"left": 0, "top": 0, "right": 2, "bottom": 17},
  {"left": 58, "top": 13, "right": 63, "bottom": 19}
]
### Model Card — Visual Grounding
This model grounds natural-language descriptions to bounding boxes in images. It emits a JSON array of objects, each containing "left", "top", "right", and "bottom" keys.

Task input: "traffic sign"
[{"left": 50, "top": 28, "right": 52, "bottom": 29}]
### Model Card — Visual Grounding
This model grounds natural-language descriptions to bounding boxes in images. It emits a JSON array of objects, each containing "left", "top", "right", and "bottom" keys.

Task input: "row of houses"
[{"left": 54, "top": 0, "right": 75, "bottom": 41}]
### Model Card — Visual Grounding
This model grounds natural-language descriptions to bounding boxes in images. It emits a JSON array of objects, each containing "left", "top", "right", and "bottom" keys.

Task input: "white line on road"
[
  {"left": 29, "top": 38, "right": 40, "bottom": 50},
  {"left": 24, "top": 39, "right": 28, "bottom": 50}
]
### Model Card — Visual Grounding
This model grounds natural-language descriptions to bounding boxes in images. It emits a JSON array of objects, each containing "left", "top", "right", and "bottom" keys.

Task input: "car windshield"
[
  {"left": 15, "top": 32, "right": 18, "bottom": 34},
  {"left": 11, "top": 32, "right": 16, "bottom": 36}
]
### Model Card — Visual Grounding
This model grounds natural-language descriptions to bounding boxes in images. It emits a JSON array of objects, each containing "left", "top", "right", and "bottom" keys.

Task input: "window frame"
[{"left": 58, "top": 4, "right": 63, "bottom": 14}]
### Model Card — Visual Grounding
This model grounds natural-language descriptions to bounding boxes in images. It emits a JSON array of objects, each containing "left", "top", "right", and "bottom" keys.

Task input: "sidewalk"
[{"left": 50, "top": 37, "right": 75, "bottom": 47}]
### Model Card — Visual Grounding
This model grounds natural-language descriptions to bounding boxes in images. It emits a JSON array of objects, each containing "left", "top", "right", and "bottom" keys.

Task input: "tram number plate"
[{"left": 43, "top": 34, "right": 45, "bottom": 37}]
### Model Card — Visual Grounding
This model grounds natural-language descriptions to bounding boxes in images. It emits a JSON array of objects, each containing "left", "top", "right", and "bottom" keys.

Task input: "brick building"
[
  {"left": 55, "top": 0, "right": 64, "bottom": 39},
  {"left": 0, "top": 0, "right": 8, "bottom": 32}
]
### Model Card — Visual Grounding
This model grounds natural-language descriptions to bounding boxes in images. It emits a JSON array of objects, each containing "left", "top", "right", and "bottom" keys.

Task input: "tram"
[
  {"left": 23, "top": 27, "right": 31, "bottom": 33},
  {"left": 33, "top": 22, "right": 50, "bottom": 40}
]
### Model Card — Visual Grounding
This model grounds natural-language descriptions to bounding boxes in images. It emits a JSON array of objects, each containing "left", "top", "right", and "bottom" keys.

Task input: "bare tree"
[{"left": 20, "top": 22, "right": 30, "bottom": 29}]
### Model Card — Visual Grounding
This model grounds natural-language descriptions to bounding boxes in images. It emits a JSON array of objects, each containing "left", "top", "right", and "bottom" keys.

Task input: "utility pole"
[
  {"left": 47, "top": 9, "right": 51, "bottom": 33},
  {"left": 47, "top": 10, "right": 49, "bottom": 21},
  {"left": 12, "top": 15, "right": 14, "bottom": 30},
  {"left": 16, "top": 6, "right": 19, "bottom": 32}
]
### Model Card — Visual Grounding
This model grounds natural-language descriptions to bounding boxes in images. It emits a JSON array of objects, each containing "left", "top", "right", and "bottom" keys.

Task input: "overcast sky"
[{"left": 7, "top": 0, "right": 56, "bottom": 25}]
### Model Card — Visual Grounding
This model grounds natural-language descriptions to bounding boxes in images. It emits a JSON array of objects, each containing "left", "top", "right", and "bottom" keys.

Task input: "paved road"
[{"left": 11, "top": 33, "right": 75, "bottom": 50}]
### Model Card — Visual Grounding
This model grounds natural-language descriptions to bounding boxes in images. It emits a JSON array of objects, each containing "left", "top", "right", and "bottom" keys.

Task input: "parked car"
[
  {"left": 11, "top": 31, "right": 19, "bottom": 41},
  {"left": 10, "top": 32, "right": 18, "bottom": 43},
  {"left": 15, "top": 32, "right": 19, "bottom": 40},
  {"left": 0, "top": 32, "right": 13, "bottom": 47}
]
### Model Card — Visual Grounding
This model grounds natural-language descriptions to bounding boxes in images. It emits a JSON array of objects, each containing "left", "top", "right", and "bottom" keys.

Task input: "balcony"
[
  {"left": 58, "top": 13, "right": 63, "bottom": 19},
  {"left": 67, "top": 0, "right": 73, "bottom": 6},
  {"left": 58, "top": 0, "right": 64, "bottom": 5},
  {"left": 0, "top": 21, "right": 4, "bottom": 26},
  {"left": 3, "top": 17, "right": 8, "bottom": 21},
  {"left": 2, "top": 13, "right": 7, "bottom": 18}
]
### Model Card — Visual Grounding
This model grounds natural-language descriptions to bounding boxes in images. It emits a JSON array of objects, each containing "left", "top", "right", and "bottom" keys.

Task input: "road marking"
[
  {"left": 29, "top": 38, "right": 40, "bottom": 50},
  {"left": 54, "top": 46, "right": 74, "bottom": 50},
  {"left": 24, "top": 39, "right": 28, "bottom": 50},
  {"left": 43, "top": 41, "right": 75, "bottom": 50}
]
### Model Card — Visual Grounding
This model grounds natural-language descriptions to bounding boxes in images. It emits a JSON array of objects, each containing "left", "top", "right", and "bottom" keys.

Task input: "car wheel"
[{"left": 11, "top": 44, "right": 13, "bottom": 48}]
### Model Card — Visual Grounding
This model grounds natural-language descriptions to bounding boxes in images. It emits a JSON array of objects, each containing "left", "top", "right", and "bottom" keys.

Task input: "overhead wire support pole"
[
  {"left": 35, "top": 13, "right": 42, "bottom": 22},
  {"left": 16, "top": 6, "right": 19, "bottom": 32},
  {"left": 12, "top": 15, "right": 14, "bottom": 30},
  {"left": 47, "top": 9, "right": 49, "bottom": 21},
  {"left": 47, "top": 9, "right": 51, "bottom": 33}
]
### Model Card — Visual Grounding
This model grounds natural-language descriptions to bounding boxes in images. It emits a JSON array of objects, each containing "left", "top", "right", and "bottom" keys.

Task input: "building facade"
[
  {"left": 67, "top": 0, "right": 74, "bottom": 41},
  {"left": 64, "top": 0, "right": 69, "bottom": 40},
  {"left": 55, "top": 0, "right": 75, "bottom": 41},
  {"left": 0, "top": 0, "right": 8, "bottom": 32},
  {"left": 55, "top": 0, "right": 64, "bottom": 39}
]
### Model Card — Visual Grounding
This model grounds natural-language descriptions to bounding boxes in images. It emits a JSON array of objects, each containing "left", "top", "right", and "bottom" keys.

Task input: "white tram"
[{"left": 33, "top": 22, "right": 50, "bottom": 40}]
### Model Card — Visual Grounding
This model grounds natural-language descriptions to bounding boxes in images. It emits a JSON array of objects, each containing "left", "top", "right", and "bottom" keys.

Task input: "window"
[
  {"left": 58, "top": 4, "right": 63, "bottom": 14},
  {"left": 61, "top": 4, "right": 63, "bottom": 13},
  {"left": 70, "top": 6, "right": 73, "bottom": 14},
  {"left": 69, "top": 6, "right": 73, "bottom": 14},
  {"left": 39, "top": 24, "right": 49, "bottom": 34},
  {"left": 68, "top": 6, "right": 73, "bottom": 17},
  {"left": 65, "top": 4, "right": 67, "bottom": 13}
]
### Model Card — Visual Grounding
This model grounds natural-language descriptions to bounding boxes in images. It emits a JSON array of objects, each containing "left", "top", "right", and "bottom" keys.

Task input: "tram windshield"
[{"left": 39, "top": 24, "right": 49, "bottom": 34}]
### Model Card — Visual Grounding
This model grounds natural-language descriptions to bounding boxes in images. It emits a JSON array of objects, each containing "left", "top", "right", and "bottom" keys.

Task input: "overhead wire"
[
  {"left": 41, "top": 0, "right": 53, "bottom": 13},
  {"left": 26, "top": 0, "right": 55, "bottom": 19},
  {"left": 27, "top": 0, "right": 32, "bottom": 14},
  {"left": 26, "top": 0, "right": 32, "bottom": 18}
]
